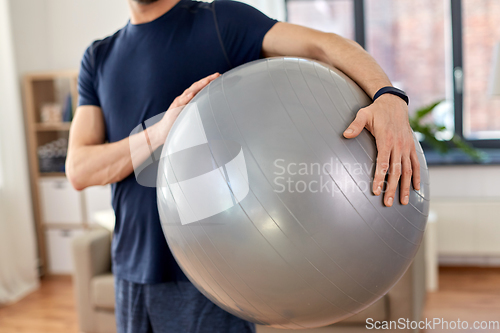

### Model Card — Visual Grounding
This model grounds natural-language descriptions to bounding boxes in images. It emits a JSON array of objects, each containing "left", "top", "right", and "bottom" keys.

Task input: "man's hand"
[
  {"left": 67, "top": 73, "right": 220, "bottom": 190},
  {"left": 155, "top": 73, "right": 221, "bottom": 142},
  {"left": 261, "top": 23, "right": 421, "bottom": 207},
  {"left": 343, "top": 94, "right": 421, "bottom": 207}
]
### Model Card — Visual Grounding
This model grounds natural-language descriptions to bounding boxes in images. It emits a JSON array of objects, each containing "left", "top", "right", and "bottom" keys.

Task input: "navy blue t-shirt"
[{"left": 78, "top": 0, "right": 277, "bottom": 283}]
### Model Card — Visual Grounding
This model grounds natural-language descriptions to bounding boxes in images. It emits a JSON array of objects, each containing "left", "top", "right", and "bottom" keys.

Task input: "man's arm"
[
  {"left": 262, "top": 22, "right": 420, "bottom": 207},
  {"left": 66, "top": 73, "right": 219, "bottom": 191}
]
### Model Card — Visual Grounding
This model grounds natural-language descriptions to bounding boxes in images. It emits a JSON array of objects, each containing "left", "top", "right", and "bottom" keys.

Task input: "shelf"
[
  {"left": 43, "top": 223, "right": 87, "bottom": 229},
  {"left": 25, "top": 70, "right": 79, "bottom": 81},
  {"left": 35, "top": 122, "right": 71, "bottom": 131},
  {"left": 39, "top": 172, "right": 66, "bottom": 178}
]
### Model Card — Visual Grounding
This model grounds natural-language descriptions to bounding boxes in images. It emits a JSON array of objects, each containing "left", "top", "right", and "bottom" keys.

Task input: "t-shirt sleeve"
[
  {"left": 213, "top": 1, "right": 278, "bottom": 68},
  {"left": 78, "top": 42, "right": 101, "bottom": 107}
]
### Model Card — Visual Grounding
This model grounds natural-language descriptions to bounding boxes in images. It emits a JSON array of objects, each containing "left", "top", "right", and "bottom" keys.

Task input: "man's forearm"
[
  {"left": 316, "top": 33, "right": 392, "bottom": 98},
  {"left": 66, "top": 122, "right": 166, "bottom": 190},
  {"left": 262, "top": 23, "right": 392, "bottom": 99},
  {"left": 67, "top": 73, "right": 219, "bottom": 191},
  {"left": 66, "top": 139, "right": 132, "bottom": 190}
]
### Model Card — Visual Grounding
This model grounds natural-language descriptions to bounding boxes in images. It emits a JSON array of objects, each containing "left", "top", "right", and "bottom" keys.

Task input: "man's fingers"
[
  {"left": 170, "top": 73, "right": 220, "bottom": 109},
  {"left": 384, "top": 151, "right": 402, "bottom": 207},
  {"left": 400, "top": 155, "right": 412, "bottom": 205},
  {"left": 177, "top": 92, "right": 194, "bottom": 108},
  {"left": 410, "top": 150, "right": 421, "bottom": 191},
  {"left": 343, "top": 108, "right": 368, "bottom": 138},
  {"left": 170, "top": 92, "right": 192, "bottom": 110},
  {"left": 186, "top": 72, "right": 220, "bottom": 96},
  {"left": 373, "top": 144, "right": 390, "bottom": 196}
]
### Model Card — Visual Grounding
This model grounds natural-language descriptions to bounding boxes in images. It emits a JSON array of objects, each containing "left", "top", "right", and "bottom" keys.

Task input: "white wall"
[
  {"left": 7, "top": 0, "right": 50, "bottom": 73},
  {"left": 9, "top": 0, "right": 129, "bottom": 74},
  {"left": 429, "top": 165, "right": 500, "bottom": 198},
  {"left": 238, "top": 0, "right": 286, "bottom": 21},
  {"left": 429, "top": 165, "right": 500, "bottom": 265},
  {"left": 44, "top": 0, "right": 130, "bottom": 70},
  {"left": 8, "top": 0, "right": 284, "bottom": 74}
]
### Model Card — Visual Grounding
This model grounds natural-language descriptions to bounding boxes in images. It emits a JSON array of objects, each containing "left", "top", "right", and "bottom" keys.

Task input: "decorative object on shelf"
[
  {"left": 409, "top": 100, "right": 484, "bottom": 162},
  {"left": 40, "top": 103, "right": 63, "bottom": 123},
  {"left": 62, "top": 93, "right": 73, "bottom": 122},
  {"left": 38, "top": 138, "right": 68, "bottom": 173}
]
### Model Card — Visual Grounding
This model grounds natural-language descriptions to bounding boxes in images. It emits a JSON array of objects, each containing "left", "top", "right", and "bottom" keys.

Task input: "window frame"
[
  {"left": 450, "top": 0, "right": 500, "bottom": 149},
  {"left": 284, "top": 0, "right": 500, "bottom": 151}
]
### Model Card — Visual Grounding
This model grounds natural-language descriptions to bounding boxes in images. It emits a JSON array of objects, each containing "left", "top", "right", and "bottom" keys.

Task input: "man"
[{"left": 67, "top": 0, "right": 420, "bottom": 332}]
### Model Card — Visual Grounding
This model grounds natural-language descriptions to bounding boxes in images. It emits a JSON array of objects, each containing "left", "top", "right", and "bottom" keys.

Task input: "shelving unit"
[
  {"left": 23, "top": 71, "right": 79, "bottom": 276},
  {"left": 23, "top": 70, "right": 113, "bottom": 276},
  {"left": 23, "top": 71, "right": 78, "bottom": 275}
]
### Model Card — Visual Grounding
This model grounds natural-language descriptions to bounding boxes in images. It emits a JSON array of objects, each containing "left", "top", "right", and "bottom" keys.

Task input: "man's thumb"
[{"left": 343, "top": 111, "right": 367, "bottom": 138}]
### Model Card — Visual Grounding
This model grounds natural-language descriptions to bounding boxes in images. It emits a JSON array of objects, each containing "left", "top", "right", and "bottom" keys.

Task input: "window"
[
  {"left": 461, "top": 0, "right": 500, "bottom": 140},
  {"left": 365, "top": 0, "right": 450, "bottom": 113},
  {"left": 287, "top": 0, "right": 354, "bottom": 39},
  {"left": 285, "top": 0, "right": 500, "bottom": 150}
]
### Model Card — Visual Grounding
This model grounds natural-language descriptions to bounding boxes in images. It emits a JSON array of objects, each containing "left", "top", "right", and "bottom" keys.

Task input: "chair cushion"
[
  {"left": 338, "top": 295, "right": 388, "bottom": 324},
  {"left": 88, "top": 273, "right": 387, "bottom": 322},
  {"left": 91, "top": 274, "right": 115, "bottom": 311}
]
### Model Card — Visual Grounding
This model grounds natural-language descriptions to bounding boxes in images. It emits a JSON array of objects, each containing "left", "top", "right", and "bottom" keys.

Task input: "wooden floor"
[
  {"left": 0, "top": 276, "right": 78, "bottom": 333},
  {"left": 422, "top": 267, "right": 500, "bottom": 333},
  {"left": 0, "top": 268, "right": 499, "bottom": 333}
]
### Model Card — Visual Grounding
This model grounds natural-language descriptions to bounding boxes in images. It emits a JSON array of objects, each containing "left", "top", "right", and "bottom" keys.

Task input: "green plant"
[{"left": 409, "top": 100, "right": 485, "bottom": 161}]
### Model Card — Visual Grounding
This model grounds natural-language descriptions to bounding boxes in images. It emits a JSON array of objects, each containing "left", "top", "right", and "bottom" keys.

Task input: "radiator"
[{"left": 431, "top": 199, "right": 500, "bottom": 266}]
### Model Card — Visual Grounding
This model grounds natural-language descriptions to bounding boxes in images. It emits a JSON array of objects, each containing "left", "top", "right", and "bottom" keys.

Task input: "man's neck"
[{"left": 128, "top": 0, "right": 181, "bottom": 25}]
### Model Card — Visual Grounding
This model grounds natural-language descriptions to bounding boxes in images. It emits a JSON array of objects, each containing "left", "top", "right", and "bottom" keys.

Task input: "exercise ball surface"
[{"left": 157, "top": 58, "right": 429, "bottom": 329}]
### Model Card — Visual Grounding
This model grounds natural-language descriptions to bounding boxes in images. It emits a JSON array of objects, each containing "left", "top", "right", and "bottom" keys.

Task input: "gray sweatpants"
[{"left": 115, "top": 277, "right": 256, "bottom": 333}]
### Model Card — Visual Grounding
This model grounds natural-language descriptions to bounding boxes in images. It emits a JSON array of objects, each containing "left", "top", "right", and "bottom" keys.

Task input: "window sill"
[{"left": 423, "top": 147, "right": 500, "bottom": 166}]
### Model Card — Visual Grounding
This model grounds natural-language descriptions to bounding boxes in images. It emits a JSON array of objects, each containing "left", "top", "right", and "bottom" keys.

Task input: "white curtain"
[
  {"left": 236, "top": 0, "right": 286, "bottom": 21},
  {"left": 0, "top": 0, "right": 39, "bottom": 304}
]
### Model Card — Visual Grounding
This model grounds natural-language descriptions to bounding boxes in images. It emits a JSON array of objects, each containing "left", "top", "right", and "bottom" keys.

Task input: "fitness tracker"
[{"left": 373, "top": 86, "right": 409, "bottom": 105}]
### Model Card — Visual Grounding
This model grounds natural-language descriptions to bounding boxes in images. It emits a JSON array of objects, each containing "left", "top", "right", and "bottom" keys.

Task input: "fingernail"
[
  {"left": 416, "top": 183, "right": 420, "bottom": 191},
  {"left": 404, "top": 195, "right": 409, "bottom": 204},
  {"left": 387, "top": 197, "right": 393, "bottom": 207},
  {"left": 345, "top": 128, "right": 354, "bottom": 135},
  {"left": 375, "top": 186, "right": 381, "bottom": 195}
]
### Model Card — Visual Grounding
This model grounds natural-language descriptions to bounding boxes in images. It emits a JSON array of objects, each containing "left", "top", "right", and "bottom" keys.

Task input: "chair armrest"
[
  {"left": 386, "top": 237, "right": 426, "bottom": 331},
  {"left": 72, "top": 228, "right": 112, "bottom": 333},
  {"left": 72, "top": 228, "right": 112, "bottom": 278}
]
